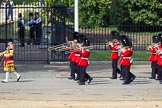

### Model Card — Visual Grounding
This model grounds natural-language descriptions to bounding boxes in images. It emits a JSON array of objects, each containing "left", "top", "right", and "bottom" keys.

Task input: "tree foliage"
[
  {"left": 1, "top": 0, "right": 162, "bottom": 31},
  {"left": 109, "top": 0, "right": 162, "bottom": 31},
  {"left": 127, "top": 0, "right": 162, "bottom": 25},
  {"left": 78, "top": 0, "right": 111, "bottom": 27}
]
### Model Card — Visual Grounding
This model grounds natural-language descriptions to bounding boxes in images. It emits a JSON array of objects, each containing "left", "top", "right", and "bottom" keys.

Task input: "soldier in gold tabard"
[{"left": 0, "top": 38, "right": 21, "bottom": 83}]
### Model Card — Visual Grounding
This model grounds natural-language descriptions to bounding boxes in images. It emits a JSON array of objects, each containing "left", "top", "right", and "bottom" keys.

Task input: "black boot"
[{"left": 88, "top": 77, "right": 93, "bottom": 84}]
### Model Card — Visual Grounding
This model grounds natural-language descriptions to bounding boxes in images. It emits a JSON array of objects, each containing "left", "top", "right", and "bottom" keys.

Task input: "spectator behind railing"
[{"left": 6, "top": 0, "right": 14, "bottom": 21}]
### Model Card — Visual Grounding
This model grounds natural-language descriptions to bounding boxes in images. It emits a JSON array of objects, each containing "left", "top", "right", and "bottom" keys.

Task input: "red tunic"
[
  {"left": 68, "top": 51, "right": 75, "bottom": 61},
  {"left": 120, "top": 47, "right": 133, "bottom": 66},
  {"left": 148, "top": 47, "right": 156, "bottom": 61},
  {"left": 109, "top": 42, "right": 120, "bottom": 60},
  {"left": 153, "top": 45, "right": 160, "bottom": 62},
  {"left": 119, "top": 56, "right": 123, "bottom": 65},
  {"left": 67, "top": 46, "right": 74, "bottom": 61},
  {"left": 67, "top": 45, "right": 77, "bottom": 61},
  {"left": 71, "top": 49, "right": 81, "bottom": 63},
  {"left": 78, "top": 50, "right": 90, "bottom": 67},
  {"left": 76, "top": 49, "right": 82, "bottom": 64},
  {"left": 157, "top": 45, "right": 162, "bottom": 65}
]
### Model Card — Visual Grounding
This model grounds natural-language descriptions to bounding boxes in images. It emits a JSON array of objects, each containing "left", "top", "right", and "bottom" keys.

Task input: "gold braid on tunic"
[{"left": 0, "top": 44, "right": 15, "bottom": 72}]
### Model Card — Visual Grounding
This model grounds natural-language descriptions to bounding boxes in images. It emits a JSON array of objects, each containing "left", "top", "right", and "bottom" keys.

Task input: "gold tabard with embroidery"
[{"left": 2, "top": 47, "right": 15, "bottom": 72}]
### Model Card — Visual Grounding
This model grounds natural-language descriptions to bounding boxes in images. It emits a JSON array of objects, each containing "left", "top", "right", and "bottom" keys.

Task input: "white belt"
[
  {"left": 75, "top": 54, "right": 80, "bottom": 56},
  {"left": 123, "top": 57, "right": 131, "bottom": 59},
  {"left": 112, "top": 51, "right": 118, "bottom": 52},
  {"left": 81, "top": 57, "right": 88, "bottom": 60}
]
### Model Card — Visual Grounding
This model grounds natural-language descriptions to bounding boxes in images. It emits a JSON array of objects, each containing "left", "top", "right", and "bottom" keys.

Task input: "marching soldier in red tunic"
[
  {"left": 147, "top": 35, "right": 159, "bottom": 79},
  {"left": 67, "top": 32, "right": 79, "bottom": 80},
  {"left": 71, "top": 45, "right": 81, "bottom": 80},
  {"left": 67, "top": 33, "right": 85, "bottom": 81},
  {"left": 0, "top": 39, "right": 21, "bottom": 83},
  {"left": 74, "top": 34, "right": 86, "bottom": 80},
  {"left": 78, "top": 38, "right": 93, "bottom": 85},
  {"left": 156, "top": 33, "right": 162, "bottom": 80},
  {"left": 108, "top": 31, "right": 121, "bottom": 79},
  {"left": 119, "top": 35, "right": 136, "bottom": 84},
  {"left": 70, "top": 35, "right": 85, "bottom": 81}
]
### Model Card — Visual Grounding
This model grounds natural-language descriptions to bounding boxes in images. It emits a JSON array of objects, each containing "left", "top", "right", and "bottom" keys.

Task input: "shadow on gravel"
[
  {"left": 11, "top": 80, "right": 34, "bottom": 83},
  {"left": 89, "top": 79, "right": 110, "bottom": 85},
  {"left": 131, "top": 80, "right": 152, "bottom": 84}
]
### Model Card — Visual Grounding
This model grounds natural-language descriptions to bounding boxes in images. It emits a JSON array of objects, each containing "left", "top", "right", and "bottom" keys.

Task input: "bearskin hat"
[
  {"left": 110, "top": 30, "right": 120, "bottom": 40},
  {"left": 73, "top": 32, "right": 79, "bottom": 40},
  {"left": 152, "top": 35, "right": 158, "bottom": 43},
  {"left": 83, "top": 38, "right": 90, "bottom": 46},
  {"left": 158, "top": 33, "right": 162, "bottom": 42},
  {"left": 121, "top": 35, "right": 132, "bottom": 47},
  {"left": 77, "top": 34, "right": 85, "bottom": 43}
]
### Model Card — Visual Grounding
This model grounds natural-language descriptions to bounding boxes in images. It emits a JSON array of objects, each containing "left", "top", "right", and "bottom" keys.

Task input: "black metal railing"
[{"left": 0, "top": 3, "right": 160, "bottom": 62}]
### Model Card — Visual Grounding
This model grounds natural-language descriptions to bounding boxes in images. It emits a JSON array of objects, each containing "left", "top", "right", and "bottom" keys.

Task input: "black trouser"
[
  {"left": 112, "top": 59, "right": 121, "bottom": 78},
  {"left": 70, "top": 62, "right": 76, "bottom": 79},
  {"left": 35, "top": 26, "right": 42, "bottom": 45},
  {"left": 29, "top": 27, "right": 35, "bottom": 44},
  {"left": 120, "top": 65, "right": 124, "bottom": 79},
  {"left": 122, "top": 65, "right": 135, "bottom": 83},
  {"left": 85, "top": 72, "right": 91, "bottom": 80},
  {"left": 19, "top": 28, "right": 25, "bottom": 46},
  {"left": 157, "top": 64, "right": 162, "bottom": 80},
  {"left": 70, "top": 62, "right": 79, "bottom": 79},
  {"left": 69, "top": 61, "right": 72, "bottom": 74},
  {"left": 79, "top": 66, "right": 91, "bottom": 83},
  {"left": 70, "top": 61, "right": 72, "bottom": 69},
  {"left": 122, "top": 65, "right": 131, "bottom": 83},
  {"left": 151, "top": 61, "right": 158, "bottom": 79},
  {"left": 159, "top": 65, "right": 162, "bottom": 81},
  {"left": 75, "top": 63, "right": 80, "bottom": 80},
  {"left": 129, "top": 71, "right": 136, "bottom": 80}
]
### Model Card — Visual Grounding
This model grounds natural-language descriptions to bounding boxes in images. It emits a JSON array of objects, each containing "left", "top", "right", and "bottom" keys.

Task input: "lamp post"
[{"left": 74, "top": 0, "right": 78, "bottom": 32}]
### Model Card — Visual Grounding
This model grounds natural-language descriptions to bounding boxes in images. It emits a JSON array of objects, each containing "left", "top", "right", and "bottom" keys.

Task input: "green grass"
[{"left": 90, "top": 50, "right": 150, "bottom": 61}]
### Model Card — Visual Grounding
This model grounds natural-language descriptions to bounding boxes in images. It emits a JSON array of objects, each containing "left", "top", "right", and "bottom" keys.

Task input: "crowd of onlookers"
[
  {"left": 0, "top": 0, "right": 43, "bottom": 47},
  {"left": 1, "top": 0, "right": 44, "bottom": 7}
]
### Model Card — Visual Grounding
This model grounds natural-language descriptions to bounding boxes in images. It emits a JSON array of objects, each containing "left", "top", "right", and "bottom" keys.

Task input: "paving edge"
[{"left": 49, "top": 61, "right": 151, "bottom": 65}]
